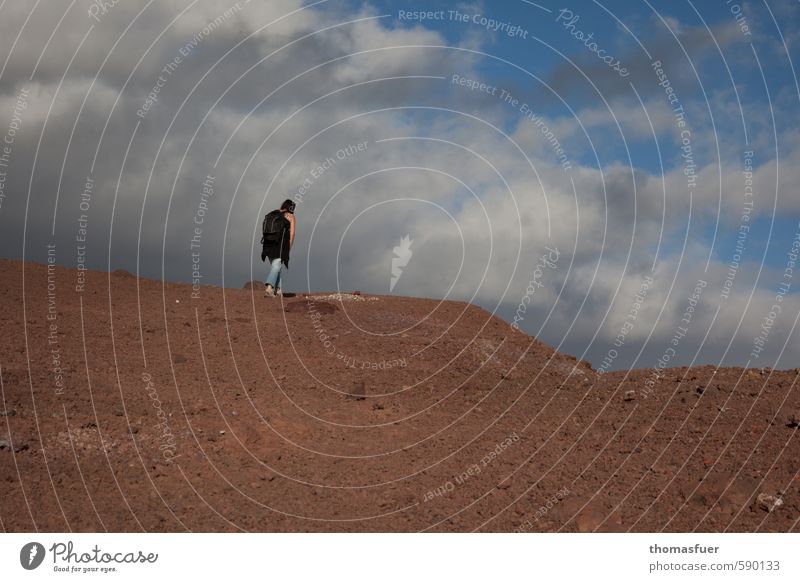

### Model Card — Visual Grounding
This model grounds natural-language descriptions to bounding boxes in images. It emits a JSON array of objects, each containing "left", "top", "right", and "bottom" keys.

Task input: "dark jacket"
[{"left": 261, "top": 212, "right": 291, "bottom": 267}]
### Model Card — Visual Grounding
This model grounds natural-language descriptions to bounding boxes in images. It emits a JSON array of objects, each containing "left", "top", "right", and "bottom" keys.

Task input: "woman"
[{"left": 262, "top": 199, "right": 296, "bottom": 297}]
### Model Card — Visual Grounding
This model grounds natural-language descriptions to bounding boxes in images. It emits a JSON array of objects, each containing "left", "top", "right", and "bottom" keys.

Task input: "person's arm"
[{"left": 287, "top": 213, "right": 296, "bottom": 248}]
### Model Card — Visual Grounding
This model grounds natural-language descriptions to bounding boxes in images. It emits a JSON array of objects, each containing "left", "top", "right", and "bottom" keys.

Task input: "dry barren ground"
[{"left": 1, "top": 259, "right": 798, "bottom": 532}]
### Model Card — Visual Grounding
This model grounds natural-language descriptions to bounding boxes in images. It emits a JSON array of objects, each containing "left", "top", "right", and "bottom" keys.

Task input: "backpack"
[{"left": 261, "top": 210, "right": 285, "bottom": 244}]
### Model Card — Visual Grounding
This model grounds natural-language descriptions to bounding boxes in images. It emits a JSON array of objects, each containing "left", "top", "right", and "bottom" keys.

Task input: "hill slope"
[{"left": 0, "top": 259, "right": 797, "bottom": 532}]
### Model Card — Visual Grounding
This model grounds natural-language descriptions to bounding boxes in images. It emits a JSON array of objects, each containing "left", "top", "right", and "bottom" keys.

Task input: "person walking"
[{"left": 260, "top": 199, "right": 296, "bottom": 297}]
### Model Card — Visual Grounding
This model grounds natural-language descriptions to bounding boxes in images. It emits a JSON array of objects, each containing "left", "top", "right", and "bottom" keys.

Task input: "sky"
[{"left": 0, "top": 0, "right": 799, "bottom": 372}]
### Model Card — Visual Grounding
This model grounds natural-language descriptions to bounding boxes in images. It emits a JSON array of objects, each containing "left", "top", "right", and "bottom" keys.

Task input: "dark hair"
[{"left": 280, "top": 199, "right": 295, "bottom": 213}]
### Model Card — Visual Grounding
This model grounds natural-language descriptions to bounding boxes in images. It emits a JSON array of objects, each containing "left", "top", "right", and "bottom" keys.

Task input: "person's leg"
[
  {"left": 274, "top": 263, "right": 283, "bottom": 295},
  {"left": 264, "top": 258, "right": 282, "bottom": 295}
]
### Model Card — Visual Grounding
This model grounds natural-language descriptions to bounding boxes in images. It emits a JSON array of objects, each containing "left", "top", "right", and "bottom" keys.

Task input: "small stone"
[
  {"left": 756, "top": 493, "right": 784, "bottom": 513},
  {"left": 787, "top": 415, "right": 799, "bottom": 429},
  {"left": 173, "top": 354, "right": 188, "bottom": 364},
  {"left": 623, "top": 390, "right": 635, "bottom": 402},
  {"left": 0, "top": 410, "right": 16, "bottom": 417},
  {"left": 0, "top": 439, "right": 27, "bottom": 453}
]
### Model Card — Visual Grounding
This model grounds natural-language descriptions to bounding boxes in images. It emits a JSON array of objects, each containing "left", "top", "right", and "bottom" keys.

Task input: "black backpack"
[{"left": 261, "top": 210, "right": 285, "bottom": 244}]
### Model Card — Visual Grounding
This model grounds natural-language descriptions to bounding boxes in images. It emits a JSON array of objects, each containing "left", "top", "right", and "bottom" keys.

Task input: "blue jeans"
[{"left": 265, "top": 258, "right": 284, "bottom": 290}]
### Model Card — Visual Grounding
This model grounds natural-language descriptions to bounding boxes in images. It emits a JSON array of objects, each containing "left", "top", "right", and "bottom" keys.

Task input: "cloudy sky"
[{"left": 1, "top": 0, "right": 799, "bottom": 371}]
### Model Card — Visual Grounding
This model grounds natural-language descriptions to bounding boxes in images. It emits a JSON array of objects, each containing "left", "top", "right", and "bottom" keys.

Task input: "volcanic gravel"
[{"left": 1, "top": 259, "right": 798, "bottom": 532}]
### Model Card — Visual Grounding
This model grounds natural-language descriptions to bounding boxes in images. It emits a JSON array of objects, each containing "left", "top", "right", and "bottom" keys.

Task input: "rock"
[
  {"left": 0, "top": 439, "right": 28, "bottom": 453},
  {"left": 0, "top": 409, "right": 15, "bottom": 417},
  {"left": 787, "top": 415, "right": 799, "bottom": 429},
  {"left": 756, "top": 493, "right": 784, "bottom": 513},
  {"left": 242, "top": 280, "right": 263, "bottom": 290},
  {"left": 352, "top": 290, "right": 361, "bottom": 296},
  {"left": 623, "top": 390, "right": 635, "bottom": 401},
  {"left": 173, "top": 353, "right": 188, "bottom": 364}
]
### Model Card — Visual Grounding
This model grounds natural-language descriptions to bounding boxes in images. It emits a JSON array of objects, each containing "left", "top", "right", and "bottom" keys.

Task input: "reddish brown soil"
[{"left": 1, "top": 258, "right": 798, "bottom": 532}]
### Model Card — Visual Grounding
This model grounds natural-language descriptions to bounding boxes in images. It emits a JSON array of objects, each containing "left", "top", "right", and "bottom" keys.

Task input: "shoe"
[{"left": 264, "top": 285, "right": 274, "bottom": 297}]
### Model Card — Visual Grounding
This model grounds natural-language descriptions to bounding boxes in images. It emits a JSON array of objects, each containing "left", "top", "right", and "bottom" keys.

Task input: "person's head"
[{"left": 280, "top": 199, "right": 296, "bottom": 213}]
